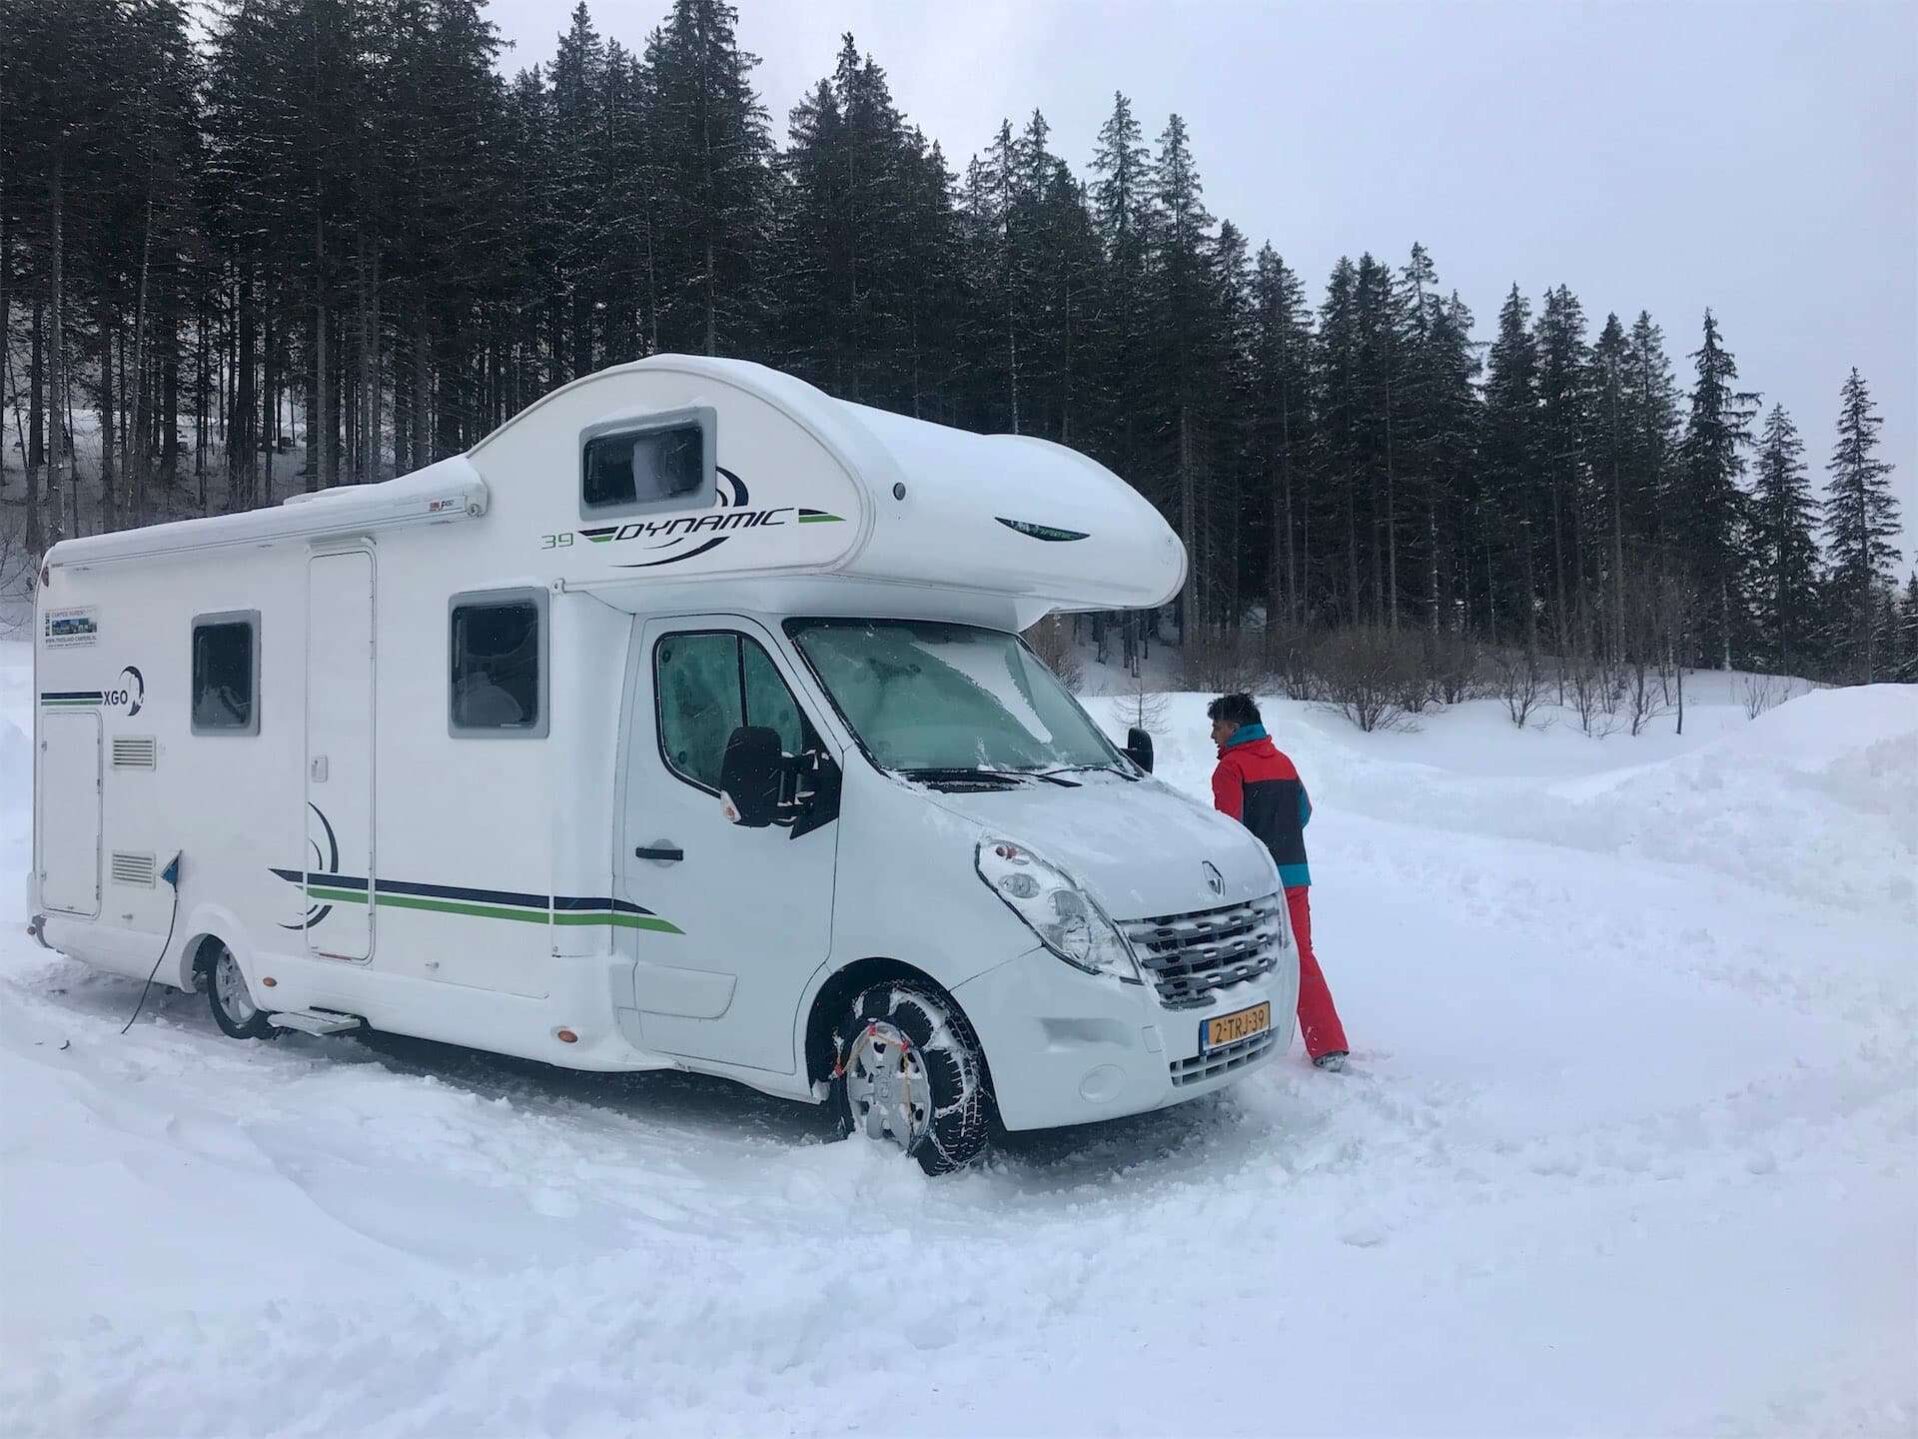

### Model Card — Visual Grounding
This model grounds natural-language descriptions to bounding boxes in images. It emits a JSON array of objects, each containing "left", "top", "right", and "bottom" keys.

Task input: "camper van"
[{"left": 29, "top": 356, "right": 1299, "bottom": 1172}]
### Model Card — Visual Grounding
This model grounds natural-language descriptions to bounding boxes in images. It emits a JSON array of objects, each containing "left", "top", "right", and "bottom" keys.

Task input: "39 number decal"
[{"left": 539, "top": 532, "right": 575, "bottom": 550}]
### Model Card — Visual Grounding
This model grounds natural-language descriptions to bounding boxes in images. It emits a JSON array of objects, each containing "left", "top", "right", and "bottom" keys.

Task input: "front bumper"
[{"left": 953, "top": 941, "right": 1300, "bottom": 1132}]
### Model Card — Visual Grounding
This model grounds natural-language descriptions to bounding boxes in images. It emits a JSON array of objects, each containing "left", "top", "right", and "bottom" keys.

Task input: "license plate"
[{"left": 1202, "top": 1001, "right": 1272, "bottom": 1052}]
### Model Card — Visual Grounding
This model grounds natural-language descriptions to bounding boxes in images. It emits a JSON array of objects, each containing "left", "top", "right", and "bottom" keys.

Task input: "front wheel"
[
  {"left": 830, "top": 981, "right": 990, "bottom": 1175},
  {"left": 206, "top": 943, "right": 277, "bottom": 1041}
]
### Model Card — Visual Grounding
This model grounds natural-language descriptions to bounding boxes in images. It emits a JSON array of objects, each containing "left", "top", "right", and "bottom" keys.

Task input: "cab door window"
[
  {"left": 655, "top": 633, "right": 745, "bottom": 791},
  {"left": 655, "top": 631, "right": 814, "bottom": 795}
]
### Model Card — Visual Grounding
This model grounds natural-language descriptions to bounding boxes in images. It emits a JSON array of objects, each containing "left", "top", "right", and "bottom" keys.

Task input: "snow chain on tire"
[{"left": 832, "top": 981, "right": 991, "bottom": 1175}]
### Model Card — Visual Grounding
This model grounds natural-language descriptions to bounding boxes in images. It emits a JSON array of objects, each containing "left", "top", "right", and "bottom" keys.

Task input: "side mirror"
[
  {"left": 1125, "top": 726, "right": 1154, "bottom": 774},
  {"left": 719, "top": 725, "right": 784, "bottom": 828}
]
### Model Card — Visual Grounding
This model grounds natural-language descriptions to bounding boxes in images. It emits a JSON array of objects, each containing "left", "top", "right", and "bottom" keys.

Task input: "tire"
[
  {"left": 830, "top": 980, "right": 991, "bottom": 1175},
  {"left": 205, "top": 942, "right": 276, "bottom": 1041}
]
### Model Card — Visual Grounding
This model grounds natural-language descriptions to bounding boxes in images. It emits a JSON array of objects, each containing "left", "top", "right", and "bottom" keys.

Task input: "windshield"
[{"left": 788, "top": 620, "right": 1124, "bottom": 775}]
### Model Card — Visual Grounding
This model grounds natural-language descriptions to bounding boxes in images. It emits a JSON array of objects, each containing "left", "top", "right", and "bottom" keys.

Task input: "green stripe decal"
[
  {"left": 797, "top": 512, "right": 845, "bottom": 523},
  {"left": 587, "top": 533, "right": 613, "bottom": 543},
  {"left": 304, "top": 886, "right": 683, "bottom": 934}
]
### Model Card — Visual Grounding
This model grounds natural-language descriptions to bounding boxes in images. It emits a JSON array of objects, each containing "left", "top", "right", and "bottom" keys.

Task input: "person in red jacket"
[{"left": 1207, "top": 693, "right": 1350, "bottom": 1070}]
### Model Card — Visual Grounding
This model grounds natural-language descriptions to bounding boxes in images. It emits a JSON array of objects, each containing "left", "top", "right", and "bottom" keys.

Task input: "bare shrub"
[
  {"left": 1108, "top": 671, "right": 1170, "bottom": 737},
  {"left": 1741, "top": 671, "right": 1789, "bottom": 720},
  {"left": 1022, "top": 614, "right": 1084, "bottom": 691},
  {"left": 1264, "top": 622, "right": 1320, "bottom": 702},
  {"left": 1181, "top": 627, "right": 1270, "bottom": 696},
  {"left": 1619, "top": 567, "right": 1690, "bottom": 735},
  {"left": 0, "top": 507, "right": 32, "bottom": 636},
  {"left": 1426, "top": 629, "right": 1481, "bottom": 706},
  {"left": 1491, "top": 648, "right": 1546, "bottom": 729},
  {"left": 1620, "top": 654, "right": 1671, "bottom": 736},
  {"left": 1565, "top": 655, "right": 1622, "bottom": 737},
  {"left": 1313, "top": 625, "right": 1422, "bottom": 733}
]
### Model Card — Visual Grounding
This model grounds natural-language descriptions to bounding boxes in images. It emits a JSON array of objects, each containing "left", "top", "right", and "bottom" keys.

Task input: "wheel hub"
[
  {"left": 844, "top": 1020, "right": 931, "bottom": 1151},
  {"left": 214, "top": 952, "right": 256, "bottom": 1024}
]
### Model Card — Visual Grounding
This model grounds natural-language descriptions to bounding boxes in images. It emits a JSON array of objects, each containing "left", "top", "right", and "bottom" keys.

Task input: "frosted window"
[
  {"left": 790, "top": 621, "right": 1118, "bottom": 775},
  {"left": 584, "top": 423, "right": 704, "bottom": 510},
  {"left": 655, "top": 632, "right": 812, "bottom": 792},
  {"left": 656, "top": 634, "right": 745, "bottom": 791}
]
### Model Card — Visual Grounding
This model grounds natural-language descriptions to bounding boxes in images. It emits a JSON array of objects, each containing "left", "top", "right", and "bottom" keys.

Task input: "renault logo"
[{"left": 1202, "top": 861, "right": 1223, "bottom": 896}]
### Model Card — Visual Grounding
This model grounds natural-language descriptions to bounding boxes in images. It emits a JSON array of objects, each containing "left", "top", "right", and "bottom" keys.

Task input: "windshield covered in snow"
[{"left": 788, "top": 620, "right": 1124, "bottom": 777}]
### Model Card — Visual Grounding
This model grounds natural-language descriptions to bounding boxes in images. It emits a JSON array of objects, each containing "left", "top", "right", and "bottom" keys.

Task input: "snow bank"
[
  {"left": 1, "top": 637, "right": 1913, "bottom": 1436},
  {"left": 1124, "top": 684, "right": 1918, "bottom": 930},
  {"left": 0, "top": 643, "right": 30, "bottom": 924},
  {"left": 0, "top": 715, "right": 27, "bottom": 919}
]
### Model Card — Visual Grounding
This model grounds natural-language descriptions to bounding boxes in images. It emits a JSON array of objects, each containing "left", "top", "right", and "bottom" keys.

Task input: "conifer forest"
[{"left": 2, "top": 0, "right": 1910, "bottom": 695}]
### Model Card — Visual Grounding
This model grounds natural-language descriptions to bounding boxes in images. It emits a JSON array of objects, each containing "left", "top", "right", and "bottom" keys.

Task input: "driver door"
[{"left": 618, "top": 616, "right": 839, "bottom": 1073}]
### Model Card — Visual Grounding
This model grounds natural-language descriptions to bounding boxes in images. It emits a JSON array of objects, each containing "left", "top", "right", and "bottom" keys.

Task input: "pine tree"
[
  {"left": 1350, "top": 252, "right": 1399, "bottom": 625},
  {"left": 1821, "top": 368, "right": 1902, "bottom": 682},
  {"left": 775, "top": 36, "right": 921, "bottom": 405},
  {"left": 1622, "top": 311, "right": 1682, "bottom": 556},
  {"left": 1896, "top": 572, "right": 1918, "bottom": 682},
  {"left": 1479, "top": 285, "right": 1540, "bottom": 647},
  {"left": 1312, "top": 259, "right": 1363, "bottom": 626},
  {"left": 648, "top": 0, "right": 773, "bottom": 356},
  {"left": 1533, "top": 284, "right": 1591, "bottom": 653},
  {"left": 549, "top": 3, "right": 608, "bottom": 380},
  {"left": 1748, "top": 404, "right": 1821, "bottom": 676},
  {"left": 1086, "top": 92, "right": 1152, "bottom": 484},
  {"left": 1421, "top": 289, "right": 1481, "bottom": 634},
  {"left": 1677, "top": 309, "right": 1759, "bottom": 667},
  {"left": 1144, "top": 113, "right": 1221, "bottom": 631},
  {"left": 1247, "top": 245, "right": 1314, "bottom": 627}
]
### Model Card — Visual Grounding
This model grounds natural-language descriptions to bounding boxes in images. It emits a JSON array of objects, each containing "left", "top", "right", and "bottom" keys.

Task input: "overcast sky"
[{"left": 487, "top": 0, "right": 1917, "bottom": 557}]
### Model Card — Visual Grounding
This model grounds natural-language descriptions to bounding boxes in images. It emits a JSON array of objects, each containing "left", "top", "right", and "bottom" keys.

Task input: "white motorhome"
[{"left": 29, "top": 356, "right": 1298, "bottom": 1172}]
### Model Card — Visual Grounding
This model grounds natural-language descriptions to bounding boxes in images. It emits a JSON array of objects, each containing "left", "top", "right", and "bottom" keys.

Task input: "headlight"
[{"left": 975, "top": 836, "right": 1143, "bottom": 984}]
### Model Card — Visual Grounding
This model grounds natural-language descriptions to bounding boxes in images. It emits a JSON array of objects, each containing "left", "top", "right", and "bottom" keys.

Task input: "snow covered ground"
[{"left": 2, "top": 635, "right": 1913, "bottom": 1437}]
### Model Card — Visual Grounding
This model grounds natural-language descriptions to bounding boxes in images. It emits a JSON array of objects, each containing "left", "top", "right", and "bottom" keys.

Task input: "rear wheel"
[
  {"left": 205, "top": 943, "right": 276, "bottom": 1041},
  {"left": 830, "top": 981, "right": 990, "bottom": 1175}
]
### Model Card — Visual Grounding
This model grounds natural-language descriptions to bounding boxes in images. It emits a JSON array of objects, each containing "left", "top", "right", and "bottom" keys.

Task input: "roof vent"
[
  {"left": 112, "top": 736, "right": 158, "bottom": 769},
  {"left": 110, "top": 851, "right": 157, "bottom": 888}
]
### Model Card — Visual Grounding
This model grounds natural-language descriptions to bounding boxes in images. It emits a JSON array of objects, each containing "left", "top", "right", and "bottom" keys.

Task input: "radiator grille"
[
  {"left": 111, "top": 736, "right": 158, "bottom": 769},
  {"left": 110, "top": 851, "right": 157, "bottom": 888},
  {"left": 1121, "top": 894, "right": 1287, "bottom": 1009},
  {"left": 1170, "top": 1028, "right": 1280, "bottom": 1086}
]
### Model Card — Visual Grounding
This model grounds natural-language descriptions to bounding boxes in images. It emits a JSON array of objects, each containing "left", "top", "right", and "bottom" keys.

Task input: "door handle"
[{"left": 634, "top": 844, "right": 684, "bottom": 863}]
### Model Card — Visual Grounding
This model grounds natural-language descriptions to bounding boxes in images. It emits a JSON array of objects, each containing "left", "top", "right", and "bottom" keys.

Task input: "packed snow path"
[{"left": 2, "top": 644, "right": 1912, "bottom": 1436}]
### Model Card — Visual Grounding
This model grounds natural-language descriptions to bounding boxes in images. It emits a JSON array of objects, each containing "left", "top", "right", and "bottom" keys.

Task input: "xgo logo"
[{"left": 108, "top": 666, "right": 145, "bottom": 717}]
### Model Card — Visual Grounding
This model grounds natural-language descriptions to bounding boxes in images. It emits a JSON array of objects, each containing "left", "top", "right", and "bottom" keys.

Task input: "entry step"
[{"left": 268, "top": 1009, "right": 364, "bottom": 1036}]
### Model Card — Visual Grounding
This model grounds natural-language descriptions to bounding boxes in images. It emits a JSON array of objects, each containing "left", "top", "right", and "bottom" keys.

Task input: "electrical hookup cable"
[{"left": 120, "top": 852, "right": 183, "bottom": 1036}]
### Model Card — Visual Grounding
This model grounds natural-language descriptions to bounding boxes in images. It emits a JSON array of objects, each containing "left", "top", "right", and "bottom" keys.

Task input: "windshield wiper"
[
  {"left": 902, "top": 766, "right": 1078, "bottom": 789},
  {"left": 1030, "top": 762, "right": 1138, "bottom": 783}
]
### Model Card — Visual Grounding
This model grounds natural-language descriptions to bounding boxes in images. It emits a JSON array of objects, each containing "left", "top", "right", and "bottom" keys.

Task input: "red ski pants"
[{"left": 1286, "top": 886, "right": 1348, "bottom": 1060}]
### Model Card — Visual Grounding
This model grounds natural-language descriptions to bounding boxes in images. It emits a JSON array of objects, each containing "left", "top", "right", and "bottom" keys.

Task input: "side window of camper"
[
  {"left": 580, "top": 407, "right": 715, "bottom": 518},
  {"left": 655, "top": 632, "right": 810, "bottom": 793},
  {"left": 449, "top": 589, "right": 548, "bottom": 738},
  {"left": 191, "top": 611, "right": 260, "bottom": 735}
]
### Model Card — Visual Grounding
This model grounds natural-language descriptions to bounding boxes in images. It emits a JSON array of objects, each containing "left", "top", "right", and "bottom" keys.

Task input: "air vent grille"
[
  {"left": 112, "top": 736, "right": 158, "bottom": 769},
  {"left": 110, "top": 851, "right": 158, "bottom": 888}
]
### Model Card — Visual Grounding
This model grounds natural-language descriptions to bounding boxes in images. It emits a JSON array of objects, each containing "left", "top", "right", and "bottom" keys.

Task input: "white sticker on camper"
[{"left": 44, "top": 606, "right": 100, "bottom": 649}]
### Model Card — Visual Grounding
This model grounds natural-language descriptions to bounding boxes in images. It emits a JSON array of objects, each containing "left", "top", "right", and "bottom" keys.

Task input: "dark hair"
[{"left": 1207, "top": 693, "right": 1261, "bottom": 728}]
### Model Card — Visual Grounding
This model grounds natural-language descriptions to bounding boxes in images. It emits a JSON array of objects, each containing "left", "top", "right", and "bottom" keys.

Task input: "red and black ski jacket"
[{"left": 1211, "top": 724, "right": 1313, "bottom": 888}]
